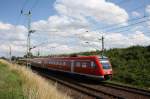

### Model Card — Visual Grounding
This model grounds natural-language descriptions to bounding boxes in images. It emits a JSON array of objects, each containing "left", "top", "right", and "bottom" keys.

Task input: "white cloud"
[
  {"left": 55, "top": 0, "right": 129, "bottom": 24},
  {"left": 145, "top": 5, "right": 150, "bottom": 28},
  {"left": 30, "top": 0, "right": 130, "bottom": 55},
  {"left": 1, "top": 0, "right": 150, "bottom": 57},
  {"left": 146, "top": 5, "right": 150, "bottom": 15},
  {"left": 0, "top": 22, "right": 12, "bottom": 30},
  {"left": 131, "top": 11, "right": 141, "bottom": 17},
  {"left": 0, "top": 22, "right": 27, "bottom": 57},
  {"left": 32, "top": 15, "right": 90, "bottom": 36},
  {"left": 77, "top": 31, "right": 150, "bottom": 50}
]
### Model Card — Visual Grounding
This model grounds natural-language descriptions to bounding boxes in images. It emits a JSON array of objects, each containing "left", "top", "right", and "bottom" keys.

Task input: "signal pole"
[
  {"left": 102, "top": 36, "right": 104, "bottom": 56},
  {"left": 21, "top": 10, "right": 35, "bottom": 66},
  {"left": 85, "top": 31, "right": 105, "bottom": 57},
  {"left": 99, "top": 35, "right": 105, "bottom": 58},
  {"left": 9, "top": 45, "right": 12, "bottom": 62}
]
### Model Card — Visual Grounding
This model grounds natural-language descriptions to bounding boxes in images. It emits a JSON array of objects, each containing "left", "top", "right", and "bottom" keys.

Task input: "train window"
[
  {"left": 66, "top": 61, "right": 71, "bottom": 66},
  {"left": 75, "top": 62, "right": 81, "bottom": 67},
  {"left": 82, "top": 62, "right": 87, "bottom": 68},
  {"left": 91, "top": 61, "right": 97, "bottom": 68},
  {"left": 63, "top": 62, "right": 66, "bottom": 66},
  {"left": 60, "top": 61, "right": 62, "bottom": 65},
  {"left": 101, "top": 62, "right": 111, "bottom": 69},
  {"left": 100, "top": 59, "right": 111, "bottom": 69},
  {"left": 86, "top": 62, "right": 91, "bottom": 68},
  {"left": 37, "top": 61, "right": 41, "bottom": 64}
]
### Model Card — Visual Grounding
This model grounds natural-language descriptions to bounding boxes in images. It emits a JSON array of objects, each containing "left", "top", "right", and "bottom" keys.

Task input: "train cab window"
[
  {"left": 100, "top": 59, "right": 111, "bottom": 69},
  {"left": 101, "top": 62, "right": 111, "bottom": 69}
]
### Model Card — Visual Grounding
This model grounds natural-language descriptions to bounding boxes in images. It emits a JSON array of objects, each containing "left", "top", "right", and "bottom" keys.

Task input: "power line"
[
  {"left": 21, "top": 0, "right": 29, "bottom": 11},
  {"left": 105, "top": 17, "right": 150, "bottom": 33},
  {"left": 102, "top": 15, "right": 148, "bottom": 31},
  {"left": 94, "top": 4, "right": 146, "bottom": 31},
  {"left": 30, "top": 0, "right": 39, "bottom": 12}
]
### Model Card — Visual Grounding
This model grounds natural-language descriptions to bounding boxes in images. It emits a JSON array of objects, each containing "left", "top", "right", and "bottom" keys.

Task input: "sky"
[{"left": 0, "top": 0, "right": 150, "bottom": 57}]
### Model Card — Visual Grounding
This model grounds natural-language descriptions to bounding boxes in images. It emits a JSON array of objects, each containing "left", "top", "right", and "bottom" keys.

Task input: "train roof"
[
  {"left": 47, "top": 55, "right": 108, "bottom": 60},
  {"left": 30, "top": 55, "right": 109, "bottom": 60}
]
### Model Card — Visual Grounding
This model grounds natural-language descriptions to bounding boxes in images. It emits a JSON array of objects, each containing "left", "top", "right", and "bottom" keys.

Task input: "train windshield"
[{"left": 100, "top": 59, "right": 111, "bottom": 69}]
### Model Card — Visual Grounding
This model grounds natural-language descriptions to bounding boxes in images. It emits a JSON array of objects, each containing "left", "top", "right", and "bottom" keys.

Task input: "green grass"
[
  {"left": 0, "top": 62, "right": 24, "bottom": 99},
  {"left": 0, "top": 60, "right": 70, "bottom": 99}
]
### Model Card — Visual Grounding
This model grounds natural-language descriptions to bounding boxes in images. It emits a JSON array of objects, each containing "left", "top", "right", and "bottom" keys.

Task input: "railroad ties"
[{"left": 32, "top": 67, "right": 150, "bottom": 99}]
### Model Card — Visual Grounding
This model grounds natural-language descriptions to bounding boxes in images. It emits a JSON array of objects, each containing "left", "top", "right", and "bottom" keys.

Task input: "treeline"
[{"left": 78, "top": 45, "right": 150, "bottom": 88}]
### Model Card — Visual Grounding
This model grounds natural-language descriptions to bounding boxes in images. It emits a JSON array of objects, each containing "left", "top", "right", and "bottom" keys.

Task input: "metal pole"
[
  {"left": 9, "top": 46, "right": 12, "bottom": 62},
  {"left": 21, "top": 10, "right": 32, "bottom": 66},
  {"left": 101, "top": 35, "right": 104, "bottom": 58},
  {"left": 98, "top": 34, "right": 104, "bottom": 58},
  {"left": 28, "top": 11, "right": 31, "bottom": 58}
]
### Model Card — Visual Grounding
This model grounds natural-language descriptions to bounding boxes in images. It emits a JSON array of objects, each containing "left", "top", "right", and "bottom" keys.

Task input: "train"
[{"left": 29, "top": 55, "right": 113, "bottom": 80}]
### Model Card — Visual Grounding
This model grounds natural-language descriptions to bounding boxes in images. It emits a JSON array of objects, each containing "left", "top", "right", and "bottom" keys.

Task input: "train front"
[{"left": 99, "top": 57, "right": 113, "bottom": 80}]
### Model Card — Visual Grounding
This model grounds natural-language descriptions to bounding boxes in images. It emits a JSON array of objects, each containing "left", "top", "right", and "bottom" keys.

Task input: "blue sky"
[
  {"left": 0, "top": 0, "right": 150, "bottom": 57},
  {"left": 0, "top": 0, "right": 55, "bottom": 24},
  {"left": 0, "top": 0, "right": 149, "bottom": 25}
]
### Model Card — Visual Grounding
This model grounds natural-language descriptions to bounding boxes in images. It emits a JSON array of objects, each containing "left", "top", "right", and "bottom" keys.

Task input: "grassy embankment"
[
  {"left": 0, "top": 60, "right": 70, "bottom": 99},
  {"left": 77, "top": 46, "right": 150, "bottom": 89}
]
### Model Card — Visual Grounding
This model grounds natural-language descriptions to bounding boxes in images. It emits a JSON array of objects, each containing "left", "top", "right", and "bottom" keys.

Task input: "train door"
[
  {"left": 90, "top": 61, "right": 97, "bottom": 75},
  {"left": 71, "top": 60, "right": 74, "bottom": 72}
]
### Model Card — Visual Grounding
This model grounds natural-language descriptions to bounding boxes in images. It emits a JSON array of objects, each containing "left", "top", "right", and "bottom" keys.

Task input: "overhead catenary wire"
[
  {"left": 20, "top": 0, "right": 30, "bottom": 13},
  {"left": 30, "top": 0, "right": 39, "bottom": 12},
  {"left": 94, "top": 3, "right": 146, "bottom": 31},
  {"left": 104, "top": 17, "right": 150, "bottom": 33},
  {"left": 101, "top": 15, "right": 147, "bottom": 31}
]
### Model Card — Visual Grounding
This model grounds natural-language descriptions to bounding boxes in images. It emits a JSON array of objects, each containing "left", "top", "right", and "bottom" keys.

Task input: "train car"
[{"left": 29, "top": 55, "right": 112, "bottom": 80}]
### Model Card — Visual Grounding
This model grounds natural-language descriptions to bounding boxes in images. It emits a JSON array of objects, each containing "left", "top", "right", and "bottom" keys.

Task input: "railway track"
[
  {"left": 32, "top": 67, "right": 150, "bottom": 99},
  {"left": 38, "top": 71, "right": 124, "bottom": 99},
  {"left": 102, "top": 82, "right": 150, "bottom": 97}
]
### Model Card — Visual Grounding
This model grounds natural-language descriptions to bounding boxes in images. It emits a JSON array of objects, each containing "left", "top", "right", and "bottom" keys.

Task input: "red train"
[{"left": 29, "top": 55, "right": 112, "bottom": 80}]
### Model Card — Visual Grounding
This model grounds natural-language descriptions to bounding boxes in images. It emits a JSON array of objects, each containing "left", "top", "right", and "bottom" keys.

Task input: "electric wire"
[
  {"left": 94, "top": 5, "right": 146, "bottom": 31},
  {"left": 103, "top": 17, "right": 150, "bottom": 33},
  {"left": 30, "top": 0, "right": 39, "bottom": 12},
  {"left": 101, "top": 15, "right": 148, "bottom": 31}
]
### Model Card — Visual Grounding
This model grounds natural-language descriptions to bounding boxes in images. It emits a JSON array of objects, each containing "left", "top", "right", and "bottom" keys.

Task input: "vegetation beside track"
[
  {"left": 0, "top": 60, "right": 70, "bottom": 99},
  {"left": 0, "top": 61, "right": 24, "bottom": 99},
  {"left": 77, "top": 45, "right": 150, "bottom": 89}
]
